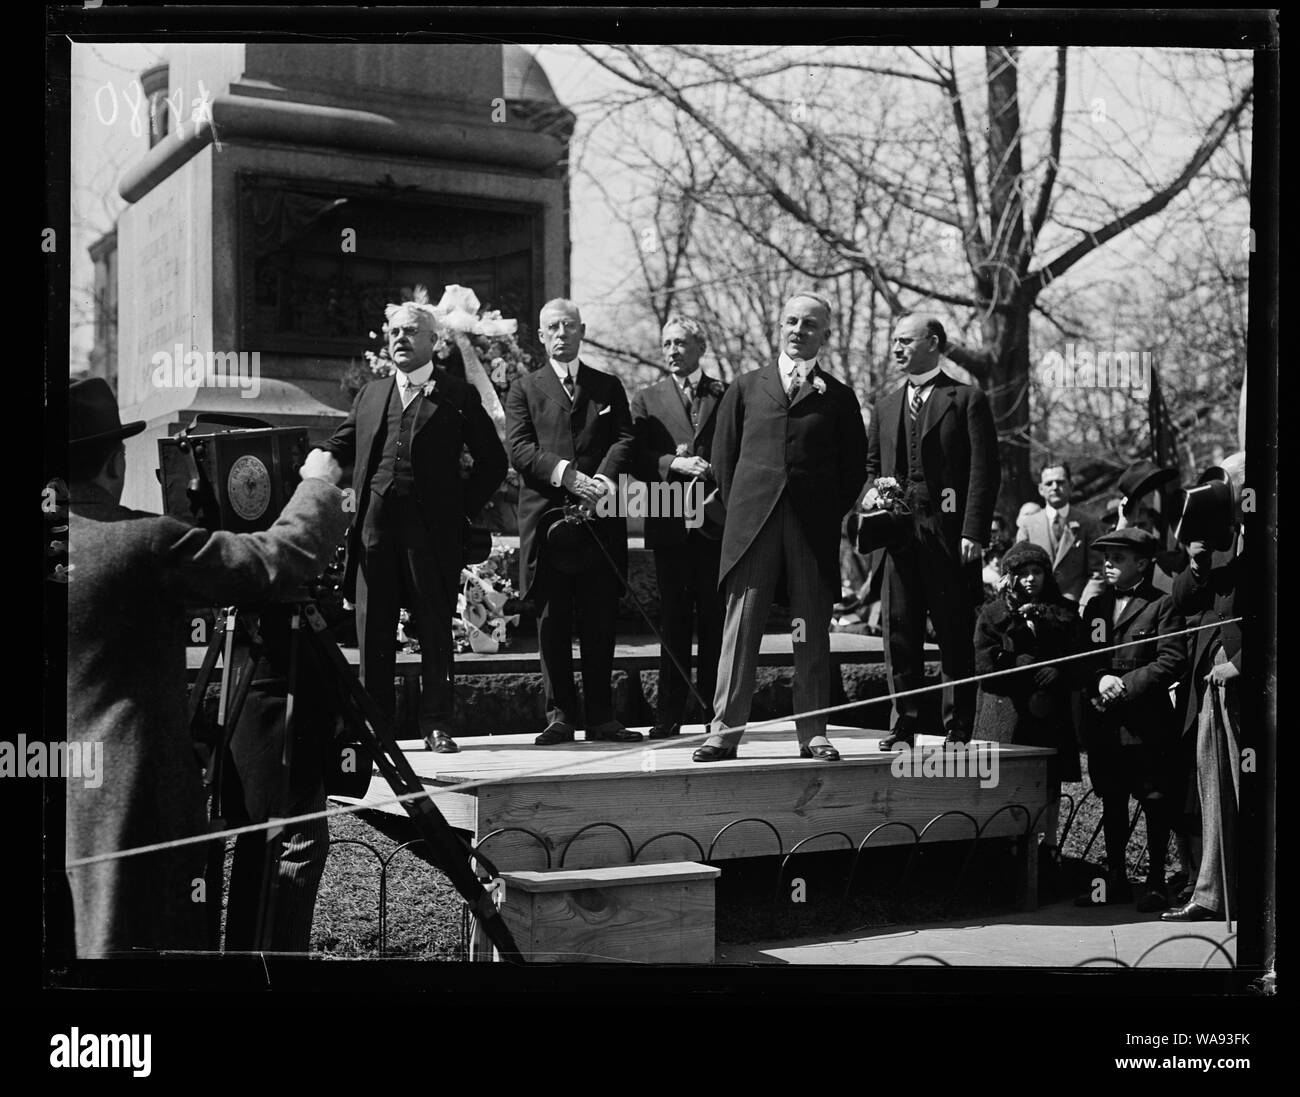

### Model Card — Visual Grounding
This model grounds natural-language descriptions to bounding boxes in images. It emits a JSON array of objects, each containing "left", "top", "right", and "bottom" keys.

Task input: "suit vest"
[
  {"left": 370, "top": 383, "right": 420, "bottom": 498},
  {"left": 899, "top": 392, "right": 927, "bottom": 484}
]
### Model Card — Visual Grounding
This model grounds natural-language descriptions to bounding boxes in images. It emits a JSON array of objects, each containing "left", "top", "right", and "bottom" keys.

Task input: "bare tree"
[{"left": 573, "top": 44, "right": 1253, "bottom": 515}]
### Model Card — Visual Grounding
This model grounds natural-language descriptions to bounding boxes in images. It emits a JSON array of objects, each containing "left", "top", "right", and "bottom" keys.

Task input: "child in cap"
[{"left": 1077, "top": 527, "right": 1188, "bottom": 912}]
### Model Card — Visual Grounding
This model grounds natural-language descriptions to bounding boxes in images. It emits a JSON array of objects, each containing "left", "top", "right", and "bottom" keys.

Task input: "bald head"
[{"left": 891, "top": 312, "right": 946, "bottom": 376}]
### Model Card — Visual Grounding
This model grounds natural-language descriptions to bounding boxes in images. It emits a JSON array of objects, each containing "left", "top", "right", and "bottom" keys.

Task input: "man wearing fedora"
[
  {"left": 866, "top": 312, "right": 1000, "bottom": 749},
  {"left": 311, "top": 299, "right": 508, "bottom": 754},
  {"left": 1076, "top": 526, "right": 1187, "bottom": 913},
  {"left": 694, "top": 292, "right": 867, "bottom": 763},
  {"left": 66, "top": 378, "right": 350, "bottom": 958},
  {"left": 1113, "top": 458, "right": 1186, "bottom": 593},
  {"left": 1017, "top": 461, "right": 1105, "bottom": 607},
  {"left": 1162, "top": 454, "right": 1248, "bottom": 923},
  {"left": 630, "top": 315, "right": 727, "bottom": 740},
  {"left": 505, "top": 298, "right": 642, "bottom": 745}
]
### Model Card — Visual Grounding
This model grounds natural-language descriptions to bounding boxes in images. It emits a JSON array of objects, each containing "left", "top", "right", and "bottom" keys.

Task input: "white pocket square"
[{"left": 598, "top": 405, "right": 611, "bottom": 416}]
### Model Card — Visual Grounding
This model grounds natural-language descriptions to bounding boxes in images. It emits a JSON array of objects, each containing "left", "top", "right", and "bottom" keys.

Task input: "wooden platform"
[{"left": 337, "top": 723, "right": 1053, "bottom": 906}]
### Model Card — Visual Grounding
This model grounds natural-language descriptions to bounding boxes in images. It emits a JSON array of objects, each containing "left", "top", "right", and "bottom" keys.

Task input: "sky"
[{"left": 67, "top": 42, "right": 1250, "bottom": 375}]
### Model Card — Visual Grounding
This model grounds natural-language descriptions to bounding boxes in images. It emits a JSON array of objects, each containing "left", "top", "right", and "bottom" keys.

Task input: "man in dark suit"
[
  {"left": 630, "top": 315, "right": 727, "bottom": 739},
  {"left": 505, "top": 299, "right": 642, "bottom": 745},
  {"left": 694, "top": 292, "right": 867, "bottom": 762},
  {"left": 1077, "top": 527, "right": 1187, "bottom": 912},
  {"left": 1017, "top": 461, "right": 1104, "bottom": 606},
  {"left": 866, "top": 313, "right": 1000, "bottom": 748},
  {"left": 1163, "top": 455, "right": 1247, "bottom": 923},
  {"left": 313, "top": 301, "right": 508, "bottom": 753},
  {"left": 66, "top": 378, "right": 350, "bottom": 958}
]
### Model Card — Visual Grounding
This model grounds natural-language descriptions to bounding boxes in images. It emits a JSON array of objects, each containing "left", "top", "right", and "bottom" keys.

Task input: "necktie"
[
  {"left": 786, "top": 366, "right": 803, "bottom": 402},
  {"left": 562, "top": 371, "right": 575, "bottom": 403},
  {"left": 399, "top": 375, "right": 419, "bottom": 408},
  {"left": 1051, "top": 512, "right": 1065, "bottom": 550},
  {"left": 908, "top": 383, "right": 924, "bottom": 419},
  {"left": 682, "top": 378, "right": 697, "bottom": 423}
]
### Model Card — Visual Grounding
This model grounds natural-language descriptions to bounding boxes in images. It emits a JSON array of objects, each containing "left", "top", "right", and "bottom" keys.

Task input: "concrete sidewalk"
[{"left": 717, "top": 899, "right": 1237, "bottom": 967}]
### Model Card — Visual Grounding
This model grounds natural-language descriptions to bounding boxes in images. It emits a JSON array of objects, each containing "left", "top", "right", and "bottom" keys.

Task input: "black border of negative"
[{"left": 35, "top": 1, "right": 1280, "bottom": 1051}]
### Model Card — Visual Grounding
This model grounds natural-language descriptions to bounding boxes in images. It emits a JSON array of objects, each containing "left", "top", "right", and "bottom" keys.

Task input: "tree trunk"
[
  {"left": 984, "top": 298, "right": 1035, "bottom": 521},
  {"left": 982, "top": 47, "right": 1035, "bottom": 523}
]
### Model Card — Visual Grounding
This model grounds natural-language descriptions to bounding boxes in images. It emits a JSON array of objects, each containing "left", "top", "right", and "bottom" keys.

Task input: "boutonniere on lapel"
[
  {"left": 421, "top": 378, "right": 438, "bottom": 399},
  {"left": 810, "top": 375, "right": 827, "bottom": 396},
  {"left": 703, "top": 377, "right": 726, "bottom": 399},
  {"left": 675, "top": 443, "right": 691, "bottom": 457}
]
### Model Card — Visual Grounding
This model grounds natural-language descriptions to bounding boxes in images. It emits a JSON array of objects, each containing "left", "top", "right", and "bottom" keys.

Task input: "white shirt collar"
[
  {"left": 906, "top": 364, "right": 944, "bottom": 389},
  {"left": 779, "top": 352, "right": 817, "bottom": 383},
  {"left": 1047, "top": 502, "right": 1071, "bottom": 521},
  {"left": 397, "top": 363, "right": 434, "bottom": 389},
  {"left": 674, "top": 367, "right": 703, "bottom": 392},
  {"left": 550, "top": 358, "right": 578, "bottom": 381}
]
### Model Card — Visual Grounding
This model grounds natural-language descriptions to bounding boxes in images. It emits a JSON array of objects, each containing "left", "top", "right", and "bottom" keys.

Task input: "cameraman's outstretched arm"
[{"left": 159, "top": 479, "right": 353, "bottom": 607}]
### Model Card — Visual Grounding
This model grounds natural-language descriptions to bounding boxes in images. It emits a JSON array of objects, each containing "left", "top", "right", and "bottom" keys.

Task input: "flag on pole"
[
  {"left": 1148, "top": 358, "right": 1184, "bottom": 557},
  {"left": 1148, "top": 358, "right": 1182, "bottom": 475}
]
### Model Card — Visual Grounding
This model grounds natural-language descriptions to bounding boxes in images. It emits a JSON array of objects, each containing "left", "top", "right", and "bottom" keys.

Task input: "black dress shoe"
[
  {"left": 799, "top": 743, "right": 841, "bottom": 761},
  {"left": 534, "top": 721, "right": 576, "bottom": 746},
  {"left": 692, "top": 743, "right": 738, "bottom": 762},
  {"left": 647, "top": 723, "right": 681, "bottom": 740},
  {"left": 943, "top": 724, "right": 973, "bottom": 746},
  {"left": 425, "top": 732, "right": 460, "bottom": 754},
  {"left": 585, "top": 721, "right": 644, "bottom": 742},
  {"left": 1160, "top": 900, "right": 1220, "bottom": 922},
  {"left": 878, "top": 727, "right": 914, "bottom": 751}
]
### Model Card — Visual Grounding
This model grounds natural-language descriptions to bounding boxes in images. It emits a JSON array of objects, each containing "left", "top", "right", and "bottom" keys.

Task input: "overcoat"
[
  {"left": 505, "top": 361, "right": 636, "bottom": 601},
  {"left": 710, "top": 362, "right": 866, "bottom": 589},
  {"left": 318, "top": 368, "right": 507, "bottom": 608},
  {"left": 629, "top": 373, "right": 726, "bottom": 549},
  {"left": 1079, "top": 579, "right": 1187, "bottom": 797},
  {"left": 67, "top": 479, "right": 350, "bottom": 957}
]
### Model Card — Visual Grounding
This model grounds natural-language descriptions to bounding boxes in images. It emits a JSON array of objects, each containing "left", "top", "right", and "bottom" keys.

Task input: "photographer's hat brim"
[{"left": 70, "top": 421, "right": 146, "bottom": 448}]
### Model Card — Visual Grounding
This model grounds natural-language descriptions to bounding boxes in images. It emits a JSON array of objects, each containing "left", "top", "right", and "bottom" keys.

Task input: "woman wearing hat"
[{"left": 973, "top": 541, "right": 1083, "bottom": 864}]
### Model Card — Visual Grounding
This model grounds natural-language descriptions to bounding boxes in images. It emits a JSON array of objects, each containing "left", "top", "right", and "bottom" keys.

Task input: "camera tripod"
[{"left": 187, "top": 595, "right": 524, "bottom": 963}]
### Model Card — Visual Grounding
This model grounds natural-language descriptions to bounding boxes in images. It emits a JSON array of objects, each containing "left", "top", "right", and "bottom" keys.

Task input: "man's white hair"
[
  {"left": 784, "top": 290, "right": 834, "bottom": 325},
  {"left": 540, "top": 298, "right": 582, "bottom": 321},
  {"left": 384, "top": 300, "right": 437, "bottom": 330},
  {"left": 662, "top": 314, "right": 708, "bottom": 350}
]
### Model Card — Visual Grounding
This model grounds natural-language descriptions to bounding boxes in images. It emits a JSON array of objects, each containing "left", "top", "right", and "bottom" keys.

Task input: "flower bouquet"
[
  {"left": 393, "top": 540, "right": 522, "bottom": 656},
  {"left": 856, "top": 476, "right": 915, "bottom": 554},
  {"left": 451, "top": 538, "right": 522, "bottom": 655}
]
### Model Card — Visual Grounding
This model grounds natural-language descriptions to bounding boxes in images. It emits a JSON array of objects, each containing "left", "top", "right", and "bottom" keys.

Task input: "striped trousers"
[{"left": 711, "top": 492, "right": 836, "bottom": 747}]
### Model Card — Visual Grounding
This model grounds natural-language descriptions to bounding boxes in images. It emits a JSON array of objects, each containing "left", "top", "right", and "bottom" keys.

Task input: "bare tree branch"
[
  {"left": 1025, "top": 78, "right": 1253, "bottom": 295},
  {"left": 1024, "top": 47, "right": 1068, "bottom": 264}
]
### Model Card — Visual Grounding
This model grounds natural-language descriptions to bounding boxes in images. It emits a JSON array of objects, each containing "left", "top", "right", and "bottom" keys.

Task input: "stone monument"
[{"left": 111, "top": 43, "right": 574, "bottom": 512}]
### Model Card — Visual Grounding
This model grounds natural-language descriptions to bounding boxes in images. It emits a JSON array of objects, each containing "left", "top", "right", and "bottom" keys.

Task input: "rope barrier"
[{"left": 64, "top": 615, "right": 1241, "bottom": 871}]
